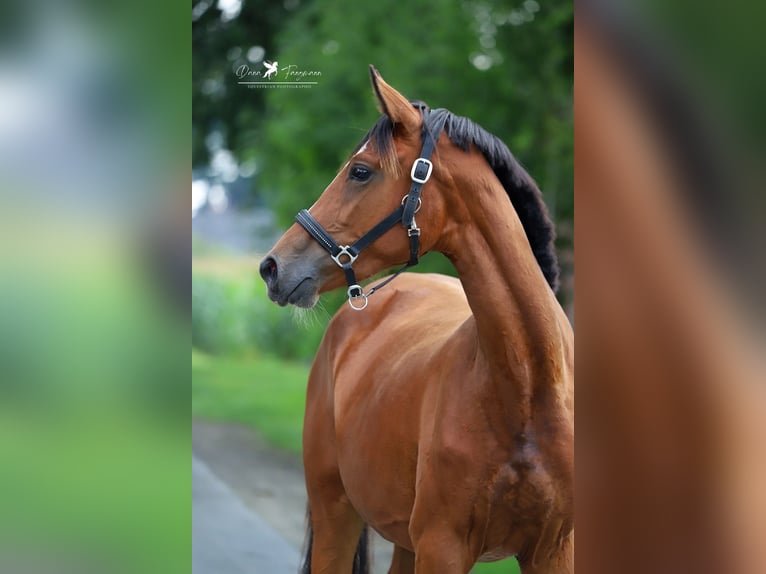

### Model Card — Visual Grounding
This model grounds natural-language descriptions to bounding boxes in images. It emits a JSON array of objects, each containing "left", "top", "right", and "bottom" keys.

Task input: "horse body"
[
  {"left": 261, "top": 67, "right": 573, "bottom": 573},
  {"left": 307, "top": 272, "right": 573, "bottom": 570},
  {"left": 306, "top": 275, "right": 472, "bottom": 545},
  {"left": 304, "top": 151, "right": 574, "bottom": 570}
]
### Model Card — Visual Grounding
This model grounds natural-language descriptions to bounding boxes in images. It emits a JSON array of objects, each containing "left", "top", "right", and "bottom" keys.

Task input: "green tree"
[{"left": 192, "top": 0, "right": 294, "bottom": 167}]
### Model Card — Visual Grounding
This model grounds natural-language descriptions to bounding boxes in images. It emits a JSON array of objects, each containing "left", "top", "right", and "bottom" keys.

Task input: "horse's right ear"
[{"left": 369, "top": 65, "right": 422, "bottom": 135}]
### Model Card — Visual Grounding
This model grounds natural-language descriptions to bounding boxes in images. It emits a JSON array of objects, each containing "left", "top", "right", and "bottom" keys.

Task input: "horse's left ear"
[{"left": 369, "top": 65, "right": 422, "bottom": 135}]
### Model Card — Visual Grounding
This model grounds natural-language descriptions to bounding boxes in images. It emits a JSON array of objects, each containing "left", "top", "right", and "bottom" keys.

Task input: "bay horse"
[{"left": 260, "top": 67, "right": 574, "bottom": 573}]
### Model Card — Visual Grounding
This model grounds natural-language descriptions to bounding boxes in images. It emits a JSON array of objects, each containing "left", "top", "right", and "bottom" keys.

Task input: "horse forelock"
[{"left": 351, "top": 115, "right": 401, "bottom": 178}]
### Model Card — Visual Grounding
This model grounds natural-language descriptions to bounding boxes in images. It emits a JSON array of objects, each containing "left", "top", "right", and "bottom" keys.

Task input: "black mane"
[{"left": 358, "top": 104, "right": 560, "bottom": 292}]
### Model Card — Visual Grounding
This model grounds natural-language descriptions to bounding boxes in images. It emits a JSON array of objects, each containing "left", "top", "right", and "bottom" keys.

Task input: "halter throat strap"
[{"left": 295, "top": 113, "right": 444, "bottom": 310}]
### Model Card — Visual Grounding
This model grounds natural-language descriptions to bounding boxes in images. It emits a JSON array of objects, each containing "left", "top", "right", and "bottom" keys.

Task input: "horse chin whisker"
[
  {"left": 312, "top": 298, "right": 332, "bottom": 321},
  {"left": 291, "top": 300, "right": 323, "bottom": 327}
]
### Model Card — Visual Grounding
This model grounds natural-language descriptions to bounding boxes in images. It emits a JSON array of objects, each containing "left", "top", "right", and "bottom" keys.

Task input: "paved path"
[{"left": 192, "top": 455, "right": 301, "bottom": 574}]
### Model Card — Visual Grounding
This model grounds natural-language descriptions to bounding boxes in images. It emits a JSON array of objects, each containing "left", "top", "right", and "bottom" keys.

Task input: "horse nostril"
[{"left": 259, "top": 256, "right": 278, "bottom": 286}]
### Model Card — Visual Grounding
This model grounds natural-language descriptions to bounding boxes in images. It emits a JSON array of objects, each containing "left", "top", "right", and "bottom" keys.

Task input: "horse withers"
[{"left": 260, "top": 67, "right": 574, "bottom": 574}]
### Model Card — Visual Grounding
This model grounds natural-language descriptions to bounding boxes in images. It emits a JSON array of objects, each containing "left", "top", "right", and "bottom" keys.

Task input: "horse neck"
[{"left": 436, "top": 152, "right": 569, "bottom": 424}]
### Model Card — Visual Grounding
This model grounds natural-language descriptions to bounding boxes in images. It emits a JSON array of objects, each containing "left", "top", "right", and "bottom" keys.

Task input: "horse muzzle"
[{"left": 259, "top": 254, "right": 319, "bottom": 308}]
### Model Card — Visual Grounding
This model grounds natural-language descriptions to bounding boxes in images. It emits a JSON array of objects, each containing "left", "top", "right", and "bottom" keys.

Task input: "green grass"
[
  {"left": 192, "top": 349, "right": 309, "bottom": 453},
  {"left": 473, "top": 560, "right": 520, "bottom": 573},
  {"left": 192, "top": 350, "right": 520, "bottom": 573}
]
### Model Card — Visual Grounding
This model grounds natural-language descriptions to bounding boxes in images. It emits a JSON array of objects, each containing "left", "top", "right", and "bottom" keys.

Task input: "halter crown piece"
[{"left": 295, "top": 109, "right": 445, "bottom": 310}]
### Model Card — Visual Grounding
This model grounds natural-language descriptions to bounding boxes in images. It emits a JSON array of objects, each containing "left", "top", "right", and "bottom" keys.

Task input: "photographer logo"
[{"left": 236, "top": 58, "right": 321, "bottom": 89}]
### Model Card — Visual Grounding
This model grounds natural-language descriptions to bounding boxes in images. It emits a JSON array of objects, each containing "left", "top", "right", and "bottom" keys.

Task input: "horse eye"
[{"left": 349, "top": 165, "right": 372, "bottom": 182}]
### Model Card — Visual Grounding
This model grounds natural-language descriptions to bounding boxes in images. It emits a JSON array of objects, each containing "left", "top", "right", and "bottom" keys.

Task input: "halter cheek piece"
[{"left": 295, "top": 111, "right": 444, "bottom": 310}]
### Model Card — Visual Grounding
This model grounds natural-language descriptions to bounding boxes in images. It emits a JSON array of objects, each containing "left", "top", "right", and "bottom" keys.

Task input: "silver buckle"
[
  {"left": 410, "top": 158, "right": 433, "bottom": 184},
  {"left": 331, "top": 246, "right": 358, "bottom": 267}
]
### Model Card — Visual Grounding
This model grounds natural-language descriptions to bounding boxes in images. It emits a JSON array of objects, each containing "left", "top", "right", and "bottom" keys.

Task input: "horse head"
[{"left": 260, "top": 67, "right": 450, "bottom": 308}]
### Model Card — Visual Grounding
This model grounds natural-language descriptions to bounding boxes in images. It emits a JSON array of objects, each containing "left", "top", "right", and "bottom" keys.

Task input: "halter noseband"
[{"left": 295, "top": 111, "right": 443, "bottom": 310}]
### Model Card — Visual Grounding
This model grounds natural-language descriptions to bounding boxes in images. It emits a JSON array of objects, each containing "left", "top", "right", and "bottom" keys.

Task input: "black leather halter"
[{"left": 295, "top": 112, "right": 444, "bottom": 310}]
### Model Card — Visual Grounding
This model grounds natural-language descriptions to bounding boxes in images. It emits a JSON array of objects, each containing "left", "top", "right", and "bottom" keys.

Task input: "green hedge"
[{"left": 192, "top": 271, "right": 331, "bottom": 361}]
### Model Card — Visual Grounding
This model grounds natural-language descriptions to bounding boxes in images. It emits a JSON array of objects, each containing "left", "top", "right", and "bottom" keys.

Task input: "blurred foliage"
[
  {"left": 192, "top": 256, "right": 334, "bottom": 360},
  {"left": 193, "top": 0, "right": 291, "bottom": 166},
  {"left": 0, "top": 233, "right": 189, "bottom": 573},
  {"left": 192, "top": 0, "right": 573, "bottom": 237},
  {"left": 0, "top": 0, "right": 190, "bottom": 569}
]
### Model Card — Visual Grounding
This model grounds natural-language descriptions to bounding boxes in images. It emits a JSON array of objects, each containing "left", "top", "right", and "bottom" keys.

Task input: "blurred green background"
[
  {"left": 0, "top": 0, "right": 189, "bottom": 571},
  {"left": 193, "top": 1, "right": 571, "bottom": 572}
]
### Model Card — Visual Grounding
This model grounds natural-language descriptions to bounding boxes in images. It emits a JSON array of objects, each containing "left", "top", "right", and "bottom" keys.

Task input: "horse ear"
[{"left": 369, "top": 65, "right": 422, "bottom": 134}]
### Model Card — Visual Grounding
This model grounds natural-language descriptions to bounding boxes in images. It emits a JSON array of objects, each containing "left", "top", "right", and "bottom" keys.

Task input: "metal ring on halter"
[
  {"left": 347, "top": 285, "right": 368, "bottom": 311},
  {"left": 401, "top": 195, "right": 422, "bottom": 213},
  {"left": 332, "top": 246, "right": 358, "bottom": 267}
]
